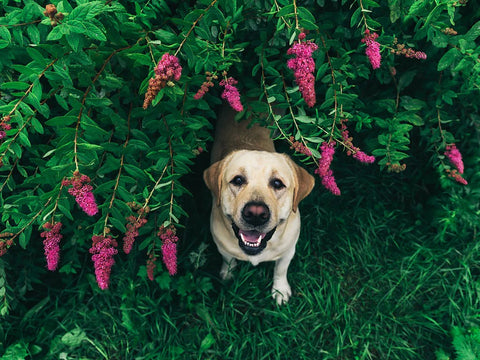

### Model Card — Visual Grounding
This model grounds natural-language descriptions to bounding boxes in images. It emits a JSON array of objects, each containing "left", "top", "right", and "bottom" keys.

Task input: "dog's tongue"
[{"left": 239, "top": 230, "right": 265, "bottom": 244}]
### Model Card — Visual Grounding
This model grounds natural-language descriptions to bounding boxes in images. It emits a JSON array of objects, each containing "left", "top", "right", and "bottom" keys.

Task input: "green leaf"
[
  {"left": 200, "top": 333, "right": 216, "bottom": 352},
  {"left": 465, "top": 20, "right": 480, "bottom": 41},
  {"left": 297, "top": 7, "right": 316, "bottom": 24},
  {"left": 26, "top": 92, "right": 42, "bottom": 113},
  {"left": 46, "top": 25, "right": 64, "bottom": 41},
  {"left": 350, "top": 7, "right": 362, "bottom": 27},
  {"left": 0, "top": 26, "right": 12, "bottom": 43},
  {"left": 0, "top": 343, "right": 29, "bottom": 360},
  {"left": 83, "top": 21, "right": 107, "bottom": 41},
  {"left": 124, "top": 164, "right": 146, "bottom": 179},
  {"left": 0, "top": 82, "right": 30, "bottom": 91},
  {"left": 0, "top": 39, "right": 10, "bottom": 49},
  {"left": 388, "top": 0, "right": 402, "bottom": 23},
  {"left": 153, "top": 29, "right": 178, "bottom": 44},
  {"left": 26, "top": 47, "right": 46, "bottom": 64},
  {"left": 18, "top": 132, "right": 31, "bottom": 147},
  {"left": 77, "top": 143, "right": 104, "bottom": 152},
  {"left": 66, "top": 32, "right": 84, "bottom": 52},
  {"left": 58, "top": 203, "right": 74, "bottom": 221},
  {"left": 110, "top": 217, "right": 127, "bottom": 233},
  {"left": 437, "top": 48, "right": 461, "bottom": 71},
  {"left": 26, "top": 25, "right": 41, "bottom": 44},
  {"left": 277, "top": 4, "right": 294, "bottom": 17},
  {"left": 400, "top": 97, "right": 425, "bottom": 111},
  {"left": 45, "top": 115, "right": 78, "bottom": 127},
  {"left": 61, "top": 328, "right": 88, "bottom": 348},
  {"left": 69, "top": 1, "right": 105, "bottom": 20}
]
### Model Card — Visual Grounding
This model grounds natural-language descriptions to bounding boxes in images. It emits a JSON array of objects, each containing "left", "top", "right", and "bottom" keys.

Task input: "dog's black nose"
[{"left": 242, "top": 202, "right": 270, "bottom": 226}]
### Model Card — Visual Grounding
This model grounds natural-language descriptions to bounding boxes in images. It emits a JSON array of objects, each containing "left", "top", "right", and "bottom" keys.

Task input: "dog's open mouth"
[{"left": 232, "top": 223, "right": 276, "bottom": 256}]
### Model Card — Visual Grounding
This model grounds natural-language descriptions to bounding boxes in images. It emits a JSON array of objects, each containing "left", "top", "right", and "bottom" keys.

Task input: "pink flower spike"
[
  {"left": 147, "top": 252, "right": 157, "bottom": 281},
  {"left": 220, "top": 77, "right": 243, "bottom": 112},
  {"left": 287, "top": 35, "right": 318, "bottom": 107},
  {"left": 158, "top": 225, "right": 179, "bottom": 276},
  {"left": 155, "top": 53, "right": 182, "bottom": 82},
  {"left": 161, "top": 242, "right": 177, "bottom": 276},
  {"left": 314, "top": 141, "right": 341, "bottom": 196},
  {"left": 341, "top": 119, "right": 375, "bottom": 164},
  {"left": 122, "top": 216, "right": 147, "bottom": 254},
  {"left": 353, "top": 150, "right": 376, "bottom": 164},
  {"left": 64, "top": 173, "right": 99, "bottom": 216},
  {"left": 361, "top": 30, "right": 382, "bottom": 70},
  {"left": 40, "top": 222, "right": 63, "bottom": 271},
  {"left": 89, "top": 235, "right": 118, "bottom": 290},
  {"left": 445, "top": 144, "right": 464, "bottom": 174}
]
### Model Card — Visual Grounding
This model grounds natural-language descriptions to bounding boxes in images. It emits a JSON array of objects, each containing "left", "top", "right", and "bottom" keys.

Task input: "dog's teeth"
[{"left": 240, "top": 232, "right": 264, "bottom": 247}]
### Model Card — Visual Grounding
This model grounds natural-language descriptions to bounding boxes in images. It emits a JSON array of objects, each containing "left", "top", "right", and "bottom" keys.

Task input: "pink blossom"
[
  {"left": 0, "top": 116, "right": 11, "bottom": 137},
  {"left": 446, "top": 169, "right": 468, "bottom": 185},
  {"left": 89, "top": 235, "right": 118, "bottom": 290},
  {"left": 320, "top": 169, "right": 341, "bottom": 196},
  {"left": 40, "top": 222, "right": 63, "bottom": 271},
  {"left": 341, "top": 120, "right": 375, "bottom": 164},
  {"left": 194, "top": 81, "right": 214, "bottom": 100},
  {"left": 314, "top": 141, "right": 341, "bottom": 196},
  {"left": 413, "top": 51, "right": 427, "bottom": 60},
  {"left": 155, "top": 53, "right": 182, "bottom": 82},
  {"left": 353, "top": 151, "right": 375, "bottom": 164},
  {"left": 0, "top": 239, "right": 12, "bottom": 256},
  {"left": 161, "top": 242, "right": 177, "bottom": 275},
  {"left": 361, "top": 30, "right": 381, "bottom": 70},
  {"left": 290, "top": 136, "right": 312, "bottom": 156},
  {"left": 158, "top": 225, "right": 179, "bottom": 275},
  {"left": 445, "top": 144, "right": 464, "bottom": 174},
  {"left": 220, "top": 77, "right": 243, "bottom": 112},
  {"left": 122, "top": 216, "right": 147, "bottom": 254},
  {"left": 143, "top": 53, "right": 182, "bottom": 109},
  {"left": 146, "top": 252, "right": 157, "bottom": 281},
  {"left": 63, "top": 173, "right": 98, "bottom": 216},
  {"left": 287, "top": 35, "right": 318, "bottom": 107}
]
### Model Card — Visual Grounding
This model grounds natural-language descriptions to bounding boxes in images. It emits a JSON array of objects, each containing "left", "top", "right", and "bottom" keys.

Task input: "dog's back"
[{"left": 210, "top": 105, "right": 275, "bottom": 164}]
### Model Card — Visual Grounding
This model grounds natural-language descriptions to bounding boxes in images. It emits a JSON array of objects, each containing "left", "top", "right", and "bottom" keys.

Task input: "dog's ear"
[
  {"left": 203, "top": 160, "right": 225, "bottom": 207},
  {"left": 291, "top": 162, "right": 315, "bottom": 213}
]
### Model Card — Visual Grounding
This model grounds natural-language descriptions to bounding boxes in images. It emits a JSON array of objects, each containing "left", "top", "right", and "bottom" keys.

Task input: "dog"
[{"left": 203, "top": 104, "right": 315, "bottom": 304}]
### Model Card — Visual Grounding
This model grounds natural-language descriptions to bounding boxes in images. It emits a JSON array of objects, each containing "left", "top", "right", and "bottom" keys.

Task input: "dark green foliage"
[{"left": 0, "top": 0, "right": 479, "bottom": 358}]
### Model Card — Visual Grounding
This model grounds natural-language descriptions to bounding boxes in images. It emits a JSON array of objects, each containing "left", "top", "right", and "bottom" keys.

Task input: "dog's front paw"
[{"left": 272, "top": 280, "right": 292, "bottom": 305}]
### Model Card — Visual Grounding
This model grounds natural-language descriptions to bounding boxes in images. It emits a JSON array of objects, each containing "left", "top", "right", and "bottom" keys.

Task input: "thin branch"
[
  {"left": 6, "top": 58, "right": 58, "bottom": 117},
  {"left": 103, "top": 104, "right": 133, "bottom": 234},
  {"left": 6, "top": 197, "right": 53, "bottom": 246},
  {"left": 73, "top": 45, "right": 133, "bottom": 172},
  {"left": 320, "top": 36, "right": 339, "bottom": 141},
  {"left": 174, "top": 0, "right": 219, "bottom": 57}
]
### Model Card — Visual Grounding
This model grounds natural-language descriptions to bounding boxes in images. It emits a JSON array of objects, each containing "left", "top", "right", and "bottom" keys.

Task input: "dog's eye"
[
  {"left": 270, "top": 178, "right": 285, "bottom": 190},
  {"left": 230, "top": 175, "right": 246, "bottom": 187}
]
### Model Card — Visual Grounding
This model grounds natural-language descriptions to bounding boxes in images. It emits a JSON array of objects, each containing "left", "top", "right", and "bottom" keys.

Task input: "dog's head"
[{"left": 203, "top": 150, "right": 315, "bottom": 255}]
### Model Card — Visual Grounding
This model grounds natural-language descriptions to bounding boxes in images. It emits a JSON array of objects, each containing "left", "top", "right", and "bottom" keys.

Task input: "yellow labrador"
[{"left": 203, "top": 105, "right": 315, "bottom": 304}]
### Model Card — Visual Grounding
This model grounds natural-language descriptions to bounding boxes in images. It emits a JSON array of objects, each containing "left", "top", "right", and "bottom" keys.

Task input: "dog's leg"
[
  {"left": 272, "top": 248, "right": 295, "bottom": 305},
  {"left": 220, "top": 255, "right": 237, "bottom": 280}
]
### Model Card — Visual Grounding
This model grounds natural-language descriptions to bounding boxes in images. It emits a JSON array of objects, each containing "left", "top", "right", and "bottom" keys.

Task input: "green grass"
[{"left": 1, "top": 162, "right": 479, "bottom": 359}]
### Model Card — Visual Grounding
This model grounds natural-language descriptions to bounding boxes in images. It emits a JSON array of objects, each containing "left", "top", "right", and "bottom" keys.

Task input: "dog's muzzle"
[{"left": 231, "top": 223, "right": 276, "bottom": 256}]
